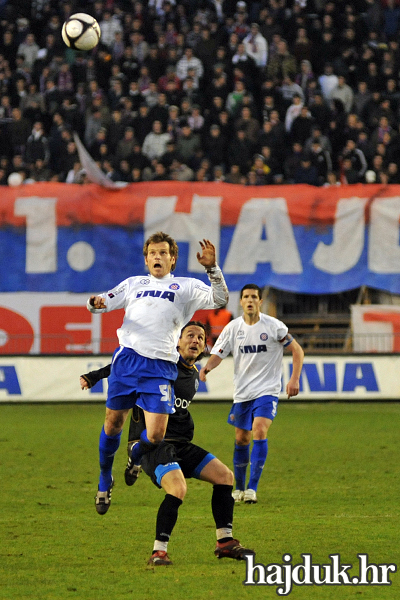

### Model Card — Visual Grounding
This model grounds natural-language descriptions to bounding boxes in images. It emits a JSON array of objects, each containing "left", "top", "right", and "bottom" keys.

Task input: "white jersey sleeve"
[{"left": 211, "top": 314, "right": 289, "bottom": 402}]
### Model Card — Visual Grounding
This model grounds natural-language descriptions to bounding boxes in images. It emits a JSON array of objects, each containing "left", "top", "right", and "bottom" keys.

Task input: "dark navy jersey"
[
  {"left": 164, "top": 358, "right": 198, "bottom": 442},
  {"left": 81, "top": 357, "right": 199, "bottom": 443},
  {"left": 127, "top": 357, "right": 198, "bottom": 442}
]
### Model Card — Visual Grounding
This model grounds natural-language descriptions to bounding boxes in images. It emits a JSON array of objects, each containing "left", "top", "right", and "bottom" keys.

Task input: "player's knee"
[
  {"left": 174, "top": 479, "right": 187, "bottom": 500},
  {"left": 235, "top": 432, "right": 251, "bottom": 445},
  {"left": 104, "top": 415, "right": 124, "bottom": 435},
  {"left": 162, "top": 471, "right": 187, "bottom": 499},
  {"left": 211, "top": 463, "right": 234, "bottom": 485},
  {"left": 147, "top": 432, "right": 164, "bottom": 444},
  {"left": 222, "top": 466, "right": 234, "bottom": 486},
  {"left": 253, "top": 425, "right": 269, "bottom": 439}
]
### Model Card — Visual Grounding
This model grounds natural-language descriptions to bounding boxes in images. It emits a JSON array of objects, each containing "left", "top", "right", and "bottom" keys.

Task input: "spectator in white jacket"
[
  {"left": 318, "top": 63, "right": 339, "bottom": 103},
  {"left": 99, "top": 11, "right": 123, "bottom": 48},
  {"left": 285, "top": 93, "right": 304, "bottom": 133},
  {"left": 330, "top": 75, "right": 354, "bottom": 114},
  {"left": 17, "top": 33, "right": 39, "bottom": 69},
  {"left": 243, "top": 23, "right": 268, "bottom": 68},
  {"left": 176, "top": 47, "right": 204, "bottom": 87},
  {"left": 142, "top": 120, "right": 172, "bottom": 161}
]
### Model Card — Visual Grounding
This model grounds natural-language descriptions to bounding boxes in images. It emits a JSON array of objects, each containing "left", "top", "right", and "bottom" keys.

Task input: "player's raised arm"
[{"left": 197, "top": 239, "right": 229, "bottom": 308}]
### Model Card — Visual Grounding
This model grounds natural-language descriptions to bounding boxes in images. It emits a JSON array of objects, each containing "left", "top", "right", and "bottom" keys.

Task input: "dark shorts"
[{"left": 141, "top": 440, "right": 215, "bottom": 488}]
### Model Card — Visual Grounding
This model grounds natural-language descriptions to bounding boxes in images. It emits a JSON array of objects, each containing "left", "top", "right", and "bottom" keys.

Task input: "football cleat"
[
  {"left": 125, "top": 442, "right": 142, "bottom": 486},
  {"left": 232, "top": 489, "right": 244, "bottom": 503},
  {"left": 147, "top": 551, "right": 173, "bottom": 566},
  {"left": 95, "top": 477, "right": 114, "bottom": 515},
  {"left": 244, "top": 488, "right": 258, "bottom": 504},
  {"left": 214, "top": 538, "right": 255, "bottom": 560}
]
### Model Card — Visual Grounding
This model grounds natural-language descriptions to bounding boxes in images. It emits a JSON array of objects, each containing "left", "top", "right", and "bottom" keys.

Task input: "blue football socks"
[
  {"left": 129, "top": 429, "right": 158, "bottom": 464},
  {"left": 98, "top": 426, "right": 121, "bottom": 491},
  {"left": 247, "top": 439, "right": 268, "bottom": 492},
  {"left": 233, "top": 443, "right": 250, "bottom": 491}
]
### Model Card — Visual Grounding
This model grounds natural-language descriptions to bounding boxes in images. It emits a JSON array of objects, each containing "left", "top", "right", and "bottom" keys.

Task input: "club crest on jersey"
[
  {"left": 140, "top": 278, "right": 150, "bottom": 285},
  {"left": 260, "top": 332, "right": 268, "bottom": 341},
  {"left": 169, "top": 283, "right": 180, "bottom": 290}
]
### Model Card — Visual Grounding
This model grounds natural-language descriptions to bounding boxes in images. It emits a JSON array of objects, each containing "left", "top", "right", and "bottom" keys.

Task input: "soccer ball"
[{"left": 62, "top": 13, "right": 101, "bottom": 51}]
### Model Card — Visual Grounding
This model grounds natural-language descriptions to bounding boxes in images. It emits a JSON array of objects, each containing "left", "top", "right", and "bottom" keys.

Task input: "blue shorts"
[
  {"left": 106, "top": 346, "right": 177, "bottom": 414},
  {"left": 227, "top": 395, "right": 279, "bottom": 431}
]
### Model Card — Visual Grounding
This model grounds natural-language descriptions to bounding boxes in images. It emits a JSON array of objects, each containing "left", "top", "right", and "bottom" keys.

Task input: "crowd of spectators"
[{"left": 2, "top": 0, "right": 400, "bottom": 187}]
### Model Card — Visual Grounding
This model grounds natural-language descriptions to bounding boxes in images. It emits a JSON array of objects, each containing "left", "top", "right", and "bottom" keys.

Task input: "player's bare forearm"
[
  {"left": 286, "top": 339, "right": 304, "bottom": 398},
  {"left": 199, "top": 354, "right": 223, "bottom": 381}
]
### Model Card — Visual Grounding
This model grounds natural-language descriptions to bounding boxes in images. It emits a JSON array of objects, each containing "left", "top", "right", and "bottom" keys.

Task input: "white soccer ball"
[
  {"left": 62, "top": 13, "right": 101, "bottom": 51},
  {"left": 8, "top": 172, "right": 23, "bottom": 187}
]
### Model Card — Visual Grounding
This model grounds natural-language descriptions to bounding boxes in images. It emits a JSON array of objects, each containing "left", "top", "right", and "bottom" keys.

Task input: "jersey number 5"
[{"left": 159, "top": 384, "right": 171, "bottom": 402}]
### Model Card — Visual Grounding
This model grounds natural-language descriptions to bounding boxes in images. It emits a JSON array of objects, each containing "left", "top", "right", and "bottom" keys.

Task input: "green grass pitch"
[{"left": 1, "top": 402, "right": 399, "bottom": 600}]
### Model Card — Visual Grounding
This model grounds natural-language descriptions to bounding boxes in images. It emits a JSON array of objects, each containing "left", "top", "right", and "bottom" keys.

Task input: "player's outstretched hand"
[
  {"left": 196, "top": 239, "right": 216, "bottom": 269},
  {"left": 199, "top": 367, "right": 208, "bottom": 382},
  {"left": 286, "top": 377, "right": 300, "bottom": 399},
  {"left": 80, "top": 376, "right": 89, "bottom": 390},
  {"left": 89, "top": 295, "right": 106, "bottom": 309}
]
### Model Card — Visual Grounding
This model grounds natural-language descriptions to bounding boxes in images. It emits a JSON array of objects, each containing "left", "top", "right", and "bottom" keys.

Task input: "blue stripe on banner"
[{"left": 1, "top": 225, "right": 400, "bottom": 294}]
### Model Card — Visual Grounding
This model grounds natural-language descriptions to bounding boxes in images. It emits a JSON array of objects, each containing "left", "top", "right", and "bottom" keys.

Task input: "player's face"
[
  {"left": 240, "top": 289, "right": 262, "bottom": 317},
  {"left": 178, "top": 325, "right": 206, "bottom": 364},
  {"left": 145, "top": 241, "right": 176, "bottom": 278}
]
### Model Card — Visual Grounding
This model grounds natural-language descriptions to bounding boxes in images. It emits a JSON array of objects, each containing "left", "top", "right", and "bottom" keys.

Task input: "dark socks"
[
  {"left": 155, "top": 494, "right": 183, "bottom": 543},
  {"left": 212, "top": 484, "right": 234, "bottom": 529}
]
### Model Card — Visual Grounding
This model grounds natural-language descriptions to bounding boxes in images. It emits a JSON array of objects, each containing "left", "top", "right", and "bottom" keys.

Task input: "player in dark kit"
[{"left": 81, "top": 322, "right": 254, "bottom": 566}]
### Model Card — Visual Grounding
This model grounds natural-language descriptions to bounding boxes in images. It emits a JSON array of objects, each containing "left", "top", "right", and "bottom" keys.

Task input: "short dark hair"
[
  {"left": 180, "top": 320, "right": 207, "bottom": 337},
  {"left": 240, "top": 283, "right": 263, "bottom": 299},
  {"left": 143, "top": 231, "right": 179, "bottom": 271}
]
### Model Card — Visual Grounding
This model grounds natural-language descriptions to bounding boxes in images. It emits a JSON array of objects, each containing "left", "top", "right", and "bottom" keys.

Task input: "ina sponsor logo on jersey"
[
  {"left": 136, "top": 289, "right": 176, "bottom": 302},
  {"left": 239, "top": 344, "right": 267, "bottom": 354}
]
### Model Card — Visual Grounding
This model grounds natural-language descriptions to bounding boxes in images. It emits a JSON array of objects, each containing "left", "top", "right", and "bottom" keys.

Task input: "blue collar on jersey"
[{"left": 178, "top": 354, "right": 196, "bottom": 369}]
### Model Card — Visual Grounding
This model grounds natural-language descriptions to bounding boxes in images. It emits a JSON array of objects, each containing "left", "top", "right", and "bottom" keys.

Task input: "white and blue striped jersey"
[{"left": 211, "top": 313, "right": 291, "bottom": 402}]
